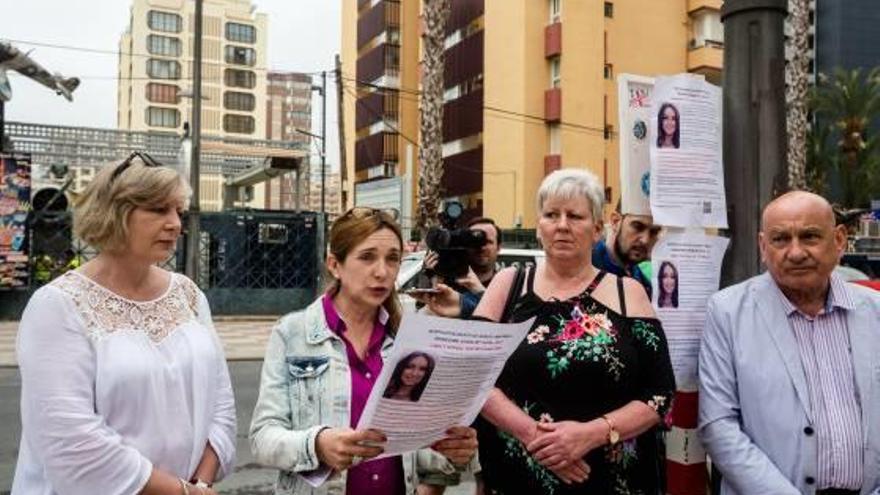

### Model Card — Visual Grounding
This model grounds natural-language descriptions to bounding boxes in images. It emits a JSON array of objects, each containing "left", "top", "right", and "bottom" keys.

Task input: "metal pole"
[
  {"left": 720, "top": 0, "right": 788, "bottom": 287},
  {"left": 335, "top": 55, "right": 347, "bottom": 206},
  {"left": 0, "top": 100, "right": 5, "bottom": 153},
  {"left": 320, "top": 70, "right": 327, "bottom": 216},
  {"left": 185, "top": 0, "right": 204, "bottom": 282}
]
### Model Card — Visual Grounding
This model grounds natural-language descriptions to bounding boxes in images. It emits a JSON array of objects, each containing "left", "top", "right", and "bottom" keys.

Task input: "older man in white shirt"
[{"left": 698, "top": 191, "right": 880, "bottom": 495}]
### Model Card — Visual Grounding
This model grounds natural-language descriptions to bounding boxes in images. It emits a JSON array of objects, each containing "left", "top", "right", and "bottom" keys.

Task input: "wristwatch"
[{"left": 600, "top": 414, "right": 620, "bottom": 446}]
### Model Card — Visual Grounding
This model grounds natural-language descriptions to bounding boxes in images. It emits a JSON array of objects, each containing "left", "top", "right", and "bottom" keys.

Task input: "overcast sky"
[{"left": 1, "top": 0, "right": 341, "bottom": 171}]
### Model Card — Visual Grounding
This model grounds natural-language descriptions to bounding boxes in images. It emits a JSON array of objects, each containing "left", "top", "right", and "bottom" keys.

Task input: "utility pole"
[
  {"left": 0, "top": 100, "right": 5, "bottom": 153},
  {"left": 335, "top": 55, "right": 347, "bottom": 209},
  {"left": 721, "top": 0, "right": 788, "bottom": 287},
  {"left": 320, "top": 70, "right": 327, "bottom": 216},
  {"left": 185, "top": 0, "right": 204, "bottom": 282}
]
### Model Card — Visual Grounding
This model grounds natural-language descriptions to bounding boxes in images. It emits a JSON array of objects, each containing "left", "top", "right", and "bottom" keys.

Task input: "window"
[
  {"left": 550, "top": 57, "right": 561, "bottom": 88},
  {"left": 224, "top": 114, "right": 255, "bottom": 134},
  {"left": 146, "top": 83, "right": 179, "bottom": 104},
  {"left": 147, "top": 35, "right": 181, "bottom": 57},
  {"left": 604, "top": 63, "right": 613, "bottom": 80},
  {"left": 550, "top": 0, "right": 561, "bottom": 23},
  {"left": 224, "top": 69, "right": 256, "bottom": 88},
  {"left": 549, "top": 123, "right": 561, "bottom": 154},
  {"left": 147, "top": 59, "right": 181, "bottom": 79},
  {"left": 146, "top": 107, "right": 179, "bottom": 128},
  {"left": 224, "top": 91, "right": 255, "bottom": 111},
  {"left": 604, "top": 2, "right": 614, "bottom": 18},
  {"left": 225, "top": 22, "right": 256, "bottom": 43},
  {"left": 148, "top": 11, "right": 182, "bottom": 33},
  {"left": 225, "top": 45, "right": 256, "bottom": 66}
]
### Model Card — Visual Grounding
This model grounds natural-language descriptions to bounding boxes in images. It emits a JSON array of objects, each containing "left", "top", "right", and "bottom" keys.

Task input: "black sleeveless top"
[{"left": 479, "top": 268, "right": 675, "bottom": 495}]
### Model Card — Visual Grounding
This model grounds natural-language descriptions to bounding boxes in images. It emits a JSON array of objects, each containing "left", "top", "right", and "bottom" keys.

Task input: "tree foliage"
[{"left": 807, "top": 67, "right": 880, "bottom": 208}]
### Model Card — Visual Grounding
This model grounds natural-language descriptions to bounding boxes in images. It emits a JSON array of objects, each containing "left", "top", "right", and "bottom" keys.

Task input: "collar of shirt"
[
  {"left": 774, "top": 271, "right": 856, "bottom": 317},
  {"left": 592, "top": 240, "right": 651, "bottom": 291},
  {"left": 322, "top": 292, "right": 390, "bottom": 333}
]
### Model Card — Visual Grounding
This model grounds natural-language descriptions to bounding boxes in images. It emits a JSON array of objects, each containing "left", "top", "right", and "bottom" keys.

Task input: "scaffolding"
[{"left": 4, "top": 121, "right": 307, "bottom": 176}]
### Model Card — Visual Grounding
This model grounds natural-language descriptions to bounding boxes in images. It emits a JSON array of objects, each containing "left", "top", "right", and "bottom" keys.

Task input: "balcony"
[
  {"left": 687, "top": 40, "right": 723, "bottom": 83},
  {"left": 357, "top": 43, "right": 400, "bottom": 83},
  {"left": 355, "top": 131, "right": 398, "bottom": 171},
  {"left": 357, "top": 0, "right": 401, "bottom": 49},
  {"left": 687, "top": 0, "right": 722, "bottom": 14},
  {"left": 356, "top": 90, "right": 399, "bottom": 130},
  {"left": 445, "top": 30, "right": 483, "bottom": 88},
  {"left": 545, "top": 88, "right": 562, "bottom": 123},
  {"left": 545, "top": 22, "right": 562, "bottom": 58},
  {"left": 443, "top": 89, "right": 483, "bottom": 142},
  {"left": 442, "top": 146, "right": 483, "bottom": 197}
]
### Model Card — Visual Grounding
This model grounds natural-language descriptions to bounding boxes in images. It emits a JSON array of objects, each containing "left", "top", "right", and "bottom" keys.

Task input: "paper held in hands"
[{"left": 356, "top": 313, "right": 534, "bottom": 458}]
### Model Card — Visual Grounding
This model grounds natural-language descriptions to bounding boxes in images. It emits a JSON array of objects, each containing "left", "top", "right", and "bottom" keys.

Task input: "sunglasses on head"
[
  {"left": 110, "top": 151, "right": 162, "bottom": 182},
  {"left": 339, "top": 207, "right": 400, "bottom": 222}
]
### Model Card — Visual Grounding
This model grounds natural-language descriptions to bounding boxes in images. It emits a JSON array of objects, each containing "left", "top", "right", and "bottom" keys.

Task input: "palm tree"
[
  {"left": 416, "top": 0, "right": 450, "bottom": 233},
  {"left": 785, "top": 0, "right": 810, "bottom": 190},
  {"left": 810, "top": 67, "right": 880, "bottom": 208}
]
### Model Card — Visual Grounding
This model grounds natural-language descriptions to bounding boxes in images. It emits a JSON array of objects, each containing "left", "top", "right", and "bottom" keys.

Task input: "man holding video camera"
[{"left": 421, "top": 216, "right": 501, "bottom": 318}]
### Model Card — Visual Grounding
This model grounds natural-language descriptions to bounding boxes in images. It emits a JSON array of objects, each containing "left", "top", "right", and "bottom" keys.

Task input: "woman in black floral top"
[{"left": 473, "top": 169, "right": 675, "bottom": 494}]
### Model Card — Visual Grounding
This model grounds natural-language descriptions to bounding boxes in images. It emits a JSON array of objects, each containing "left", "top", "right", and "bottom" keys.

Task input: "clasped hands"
[
  {"left": 316, "top": 425, "right": 477, "bottom": 472},
  {"left": 519, "top": 419, "right": 607, "bottom": 485}
]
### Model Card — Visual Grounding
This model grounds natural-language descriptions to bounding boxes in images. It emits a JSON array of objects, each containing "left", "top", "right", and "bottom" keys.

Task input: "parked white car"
[{"left": 396, "top": 249, "right": 545, "bottom": 312}]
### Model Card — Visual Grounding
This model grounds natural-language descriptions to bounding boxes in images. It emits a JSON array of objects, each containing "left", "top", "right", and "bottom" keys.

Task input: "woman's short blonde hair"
[
  {"left": 536, "top": 168, "right": 605, "bottom": 222},
  {"left": 74, "top": 157, "right": 190, "bottom": 252}
]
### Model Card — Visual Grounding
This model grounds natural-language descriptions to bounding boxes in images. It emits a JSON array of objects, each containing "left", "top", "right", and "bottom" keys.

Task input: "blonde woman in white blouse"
[{"left": 12, "top": 152, "right": 236, "bottom": 495}]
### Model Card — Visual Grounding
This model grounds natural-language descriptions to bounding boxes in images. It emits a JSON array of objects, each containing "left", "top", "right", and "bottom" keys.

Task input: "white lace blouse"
[{"left": 12, "top": 270, "right": 237, "bottom": 495}]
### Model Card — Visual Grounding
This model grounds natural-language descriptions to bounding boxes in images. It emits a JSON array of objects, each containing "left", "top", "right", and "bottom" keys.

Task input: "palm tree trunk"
[
  {"left": 417, "top": 0, "right": 450, "bottom": 234},
  {"left": 785, "top": 0, "right": 810, "bottom": 190}
]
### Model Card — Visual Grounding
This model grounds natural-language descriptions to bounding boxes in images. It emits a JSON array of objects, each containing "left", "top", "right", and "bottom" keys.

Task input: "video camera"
[{"left": 424, "top": 201, "right": 487, "bottom": 280}]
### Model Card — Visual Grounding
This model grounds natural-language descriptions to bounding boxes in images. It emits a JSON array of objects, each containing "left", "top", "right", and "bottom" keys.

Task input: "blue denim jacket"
[{"left": 249, "top": 297, "right": 459, "bottom": 494}]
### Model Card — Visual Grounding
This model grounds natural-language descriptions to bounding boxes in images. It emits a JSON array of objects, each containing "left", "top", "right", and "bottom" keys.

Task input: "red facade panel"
[
  {"left": 544, "top": 154, "right": 562, "bottom": 175},
  {"left": 442, "top": 146, "right": 482, "bottom": 197},
  {"left": 443, "top": 90, "right": 483, "bottom": 142},
  {"left": 445, "top": 31, "right": 483, "bottom": 88},
  {"left": 545, "top": 88, "right": 562, "bottom": 122},
  {"left": 545, "top": 22, "right": 562, "bottom": 58}
]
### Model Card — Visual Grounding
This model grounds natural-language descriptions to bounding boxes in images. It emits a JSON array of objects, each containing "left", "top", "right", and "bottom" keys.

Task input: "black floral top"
[{"left": 478, "top": 269, "right": 675, "bottom": 495}]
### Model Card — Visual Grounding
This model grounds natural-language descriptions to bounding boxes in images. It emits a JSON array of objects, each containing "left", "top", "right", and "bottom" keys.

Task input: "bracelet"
[
  {"left": 178, "top": 478, "right": 191, "bottom": 495},
  {"left": 192, "top": 478, "right": 212, "bottom": 489}
]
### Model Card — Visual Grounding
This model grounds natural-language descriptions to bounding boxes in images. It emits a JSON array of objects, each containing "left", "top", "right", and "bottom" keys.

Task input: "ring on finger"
[{"left": 351, "top": 455, "right": 363, "bottom": 466}]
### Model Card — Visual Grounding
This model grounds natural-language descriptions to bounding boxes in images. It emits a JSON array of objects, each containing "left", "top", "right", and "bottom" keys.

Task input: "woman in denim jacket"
[{"left": 250, "top": 207, "right": 477, "bottom": 494}]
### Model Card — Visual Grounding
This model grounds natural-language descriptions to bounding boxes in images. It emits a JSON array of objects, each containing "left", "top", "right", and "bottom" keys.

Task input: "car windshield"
[{"left": 400, "top": 254, "right": 424, "bottom": 277}]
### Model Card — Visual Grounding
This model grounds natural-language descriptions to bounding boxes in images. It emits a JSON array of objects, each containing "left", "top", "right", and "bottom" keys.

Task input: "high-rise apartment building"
[
  {"left": 265, "top": 71, "right": 312, "bottom": 210},
  {"left": 342, "top": 0, "right": 724, "bottom": 229},
  {"left": 117, "top": 0, "right": 268, "bottom": 210}
]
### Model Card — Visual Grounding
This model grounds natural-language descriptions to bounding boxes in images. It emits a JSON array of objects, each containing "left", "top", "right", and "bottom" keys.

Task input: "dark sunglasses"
[{"left": 110, "top": 151, "right": 162, "bottom": 182}]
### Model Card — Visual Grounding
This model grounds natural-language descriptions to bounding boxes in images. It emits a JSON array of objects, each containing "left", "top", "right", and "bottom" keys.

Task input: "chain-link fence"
[{"left": 16, "top": 209, "right": 323, "bottom": 316}]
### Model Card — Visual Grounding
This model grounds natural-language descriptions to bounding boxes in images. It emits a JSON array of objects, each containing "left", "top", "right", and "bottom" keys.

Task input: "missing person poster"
[
  {"left": 617, "top": 74, "right": 655, "bottom": 216},
  {"left": 651, "top": 232, "right": 729, "bottom": 389},
  {"left": 0, "top": 153, "right": 31, "bottom": 289},
  {"left": 357, "top": 313, "right": 533, "bottom": 457},
  {"left": 649, "top": 74, "right": 727, "bottom": 228}
]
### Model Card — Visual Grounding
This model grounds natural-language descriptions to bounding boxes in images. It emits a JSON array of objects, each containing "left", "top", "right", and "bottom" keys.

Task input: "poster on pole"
[
  {"left": 651, "top": 232, "right": 729, "bottom": 389},
  {"left": 0, "top": 153, "right": 32, "bottom": 289},
  {"left": 617, "top": 74, "right": 655, "bottom": 216},
  {"left": 649, "top": 74, "right": 727, "bottom": 228}
]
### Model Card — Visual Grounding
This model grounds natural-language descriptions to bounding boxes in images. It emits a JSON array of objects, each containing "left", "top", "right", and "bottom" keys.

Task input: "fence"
[{"left": 1, "top": 209, "right": 324, "bottom": 319}]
